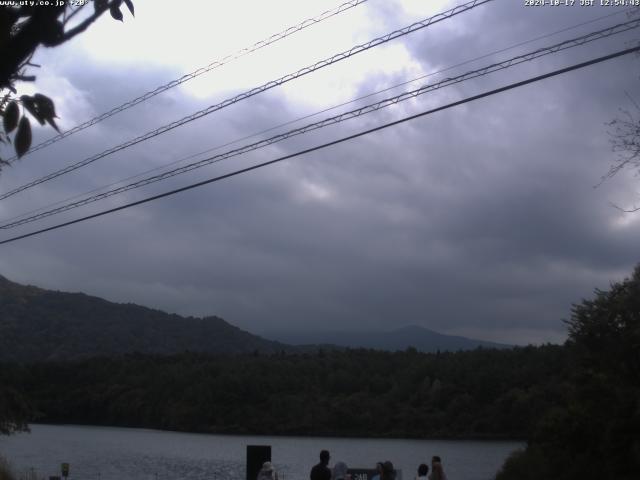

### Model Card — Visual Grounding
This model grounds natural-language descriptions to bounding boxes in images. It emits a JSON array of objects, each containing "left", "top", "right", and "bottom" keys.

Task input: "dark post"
[
  {"left": 246, "top": 445, "right": 271, "bottom": 480},
  {"left": 61, "top": 463, "right": 69, "bottom": 479}
]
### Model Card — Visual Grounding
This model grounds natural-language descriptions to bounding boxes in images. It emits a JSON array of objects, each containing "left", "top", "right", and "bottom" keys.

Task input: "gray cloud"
[{"left": 1, "top": 0, "right": 639, "bottom": 345}]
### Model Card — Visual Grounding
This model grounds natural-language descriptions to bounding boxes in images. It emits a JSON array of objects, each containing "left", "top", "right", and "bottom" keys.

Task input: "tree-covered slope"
[{"left": 0, "top": 275, "right": 288, "bottom": 361}]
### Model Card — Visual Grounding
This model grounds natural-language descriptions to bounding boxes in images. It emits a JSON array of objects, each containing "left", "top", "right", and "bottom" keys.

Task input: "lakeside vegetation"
[
  {"left": 496, "top": 264, "right": 640, "bottom": 480},
  {"left": 0, "top": 456, "right": 15, "bottom": 480},
  {"left": 1, "top": 344, "right": 566, "bottom": 439}
]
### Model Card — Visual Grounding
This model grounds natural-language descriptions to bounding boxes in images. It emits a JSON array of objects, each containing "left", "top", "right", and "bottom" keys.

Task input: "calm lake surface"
[{"left": 0, "top": 425, "right": 521, "bottom": 480}]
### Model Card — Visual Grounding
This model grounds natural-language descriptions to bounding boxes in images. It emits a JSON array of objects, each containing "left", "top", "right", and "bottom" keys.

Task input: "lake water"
[{"left": 0, "top": 425, "right": 521, "bottom": 480}]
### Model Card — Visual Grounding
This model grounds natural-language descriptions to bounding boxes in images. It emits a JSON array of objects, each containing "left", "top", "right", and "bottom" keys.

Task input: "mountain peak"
[
  {"left": 392, "top": 324, "right": 437, "bottom": 334},
  {"left": 263, "top": 325, "right": 512, "bottom": 352}
]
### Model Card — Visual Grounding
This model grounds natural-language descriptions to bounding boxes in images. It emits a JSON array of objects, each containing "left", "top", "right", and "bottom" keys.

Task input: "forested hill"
[
  {"left": 0, "top": 275, "right": 513, "bottom": 362},
  {"left": 0, "top": 275, "right": 289, "bottom": 362}
]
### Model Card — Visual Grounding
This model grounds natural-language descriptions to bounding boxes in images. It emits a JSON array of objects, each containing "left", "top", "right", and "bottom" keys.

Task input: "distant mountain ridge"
[
  {"left": 264, "top": 324, "right": 511, "bottom": 352},
  {"left": 0, "top": 275, "right": 289, "bottom": 362},
  {"left": 0, "top": 275, "right": 510, "bottom": 362}
]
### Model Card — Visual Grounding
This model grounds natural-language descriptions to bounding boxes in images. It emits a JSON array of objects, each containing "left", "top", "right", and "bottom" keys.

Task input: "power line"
[
  {"left": 6, "top": 0, "right": 370, "bottom": 162},
  {"left": 1, "top": 45, "right": 637, "bottom": 246},
  {"left": 4, "top": 7, "right": 628, "bottom": 227},
  {"left": 2, "top": 4, "right": 631, "bottom": 228},
  {"left": 0, "top": 0, "right": 494, "bottom": 201},
  {"left": 3, "top": 18, "right": 638, "bottom": 230}
]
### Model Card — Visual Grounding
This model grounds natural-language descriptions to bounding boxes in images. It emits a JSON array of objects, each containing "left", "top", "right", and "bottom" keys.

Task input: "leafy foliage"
[
  {"left": 2, "top": 101, "right": 18, "bottom": 133},
  {"left": 0, "top": 386, "right": 35, "bottom": 436},
  {"left": 14, "top": 115, "right": 31, "bottom": 158},
  {"left": 497, "top": 264, "right": 640, "bottom": 480},
  {"left": 0, "top": 455, "right": 17, "bottom": 480},
  {"left": 0, "top": 1, "right": 134, "bottom": 164},
  {"left": 495, "top": 446, "right": 549, "bottom": 480}
]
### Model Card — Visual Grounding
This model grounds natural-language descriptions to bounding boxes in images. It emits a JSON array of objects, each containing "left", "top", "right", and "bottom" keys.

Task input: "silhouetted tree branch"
[
  {"left": 600, "top": 8, "right": 640, "bottom": 212},
  {"left": 604, "top": 99, "right": 640, "bottom": 212},
  {"left": 0, "top": 0, "right": 134, "bottom": 164}
]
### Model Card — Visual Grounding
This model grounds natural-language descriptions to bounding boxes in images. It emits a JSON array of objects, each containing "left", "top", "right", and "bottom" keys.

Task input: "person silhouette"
[
  {"left": 310, "top": 450, "right": 331, "bottom": 480},
  {"left": 257, "top": 462, "right": 278, "bottom": 480},
  {"left": 429, "top": 456, "right": 447, "bottom": 480},
  {"left": 416, "top": 463, "right": 429, "bottom": 480}
]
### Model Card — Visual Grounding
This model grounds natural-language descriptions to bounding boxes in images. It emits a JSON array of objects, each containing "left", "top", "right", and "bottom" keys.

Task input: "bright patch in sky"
[
  {"left": 298, "top": 179, "right": 334, "bottom": 203},
  {"left": 69, "top": 0, "right": 429, "bottom": 107}
]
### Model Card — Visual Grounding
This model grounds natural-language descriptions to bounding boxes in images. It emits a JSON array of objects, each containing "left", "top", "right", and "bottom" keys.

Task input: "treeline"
[{"left": 1, "top": 345, "right": 568, "bottom": 439}]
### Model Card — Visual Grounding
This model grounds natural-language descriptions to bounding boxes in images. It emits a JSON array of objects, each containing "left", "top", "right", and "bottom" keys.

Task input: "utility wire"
[
  {"left": 1, "top": 9, "right": 633, "bottom": 226},
  {"left": 2, "top": 18, "right": 638, "bottom": 230},
  {"left": 1, "top": 45, "right": 637, "bottom": 246},
  {"left": 6, "top": 0, "right": 370, "bottom": 162},
  {"left": 0, "top": 0, "right": 494, "bottom": 201},
  {"left": 4, "top": 7, "right": 628, "bottom": 227}
]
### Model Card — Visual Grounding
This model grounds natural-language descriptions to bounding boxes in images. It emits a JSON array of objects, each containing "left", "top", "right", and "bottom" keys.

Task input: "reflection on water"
[{"left": 0, "top": 425, "right": 521, "bottom": 480}]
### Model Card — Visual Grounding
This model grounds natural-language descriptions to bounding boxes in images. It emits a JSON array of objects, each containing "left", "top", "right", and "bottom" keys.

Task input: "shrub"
[{"left": 0, "top": 456, "right": 16, "bottom": 480}]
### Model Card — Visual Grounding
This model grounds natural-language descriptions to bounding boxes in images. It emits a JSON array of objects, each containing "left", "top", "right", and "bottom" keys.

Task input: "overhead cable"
[
  {"left": 6, "top": 0, "right": 370, "bottom": 161},
  {"left": 2, "top": 18, "right": 638, "bottom": 230},
  {"left": 1, "top": 45, "right": 637, "bottom": 246},
  {"left": 0, "top": 0, "right": 494, "bottom": 201},
  {"left": 4, "top": 7, "right": 630, "bottom": 227}
]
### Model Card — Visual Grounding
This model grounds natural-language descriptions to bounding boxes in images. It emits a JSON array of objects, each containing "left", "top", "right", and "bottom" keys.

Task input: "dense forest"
[{"left": 1, "top": 345, "right": 567, "bottom": 439}]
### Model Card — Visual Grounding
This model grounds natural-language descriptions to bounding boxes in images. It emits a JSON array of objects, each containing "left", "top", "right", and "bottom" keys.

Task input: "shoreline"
[{"left": 25, "top": 422, "right": 526, "bottom": 443}]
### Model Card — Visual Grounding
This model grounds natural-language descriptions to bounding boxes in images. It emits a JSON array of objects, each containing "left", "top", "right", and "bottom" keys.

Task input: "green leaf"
[
  {"left": 110, "top": 4, "right": 124, "bottom": 21},
  {"left": 15, "top": 116, "right": 31, "bottom": 159},
  {"left": 3, "top": 101, "right": 19, "bottom": 133},
  {"left": 19, "top": 94, "right": 60, "bottom": 132},
  {"left": 33, "top": 93, "right": 58, "bottom": 120},
  {"left": 20, "top": 95, "right": 44, "bottom": 125},
  {"left": 123, "top": 0, "right": 134, "bottom": 16}
]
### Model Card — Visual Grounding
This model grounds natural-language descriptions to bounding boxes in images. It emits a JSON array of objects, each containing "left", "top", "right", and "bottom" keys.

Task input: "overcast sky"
[{"left": 1, "top": 0, "right": 639, "bottom": 345}]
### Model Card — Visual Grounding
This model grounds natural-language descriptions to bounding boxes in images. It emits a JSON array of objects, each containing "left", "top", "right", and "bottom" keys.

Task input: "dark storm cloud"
[{"left": 1, "top": 0, "right": 639, "bottom": 345}]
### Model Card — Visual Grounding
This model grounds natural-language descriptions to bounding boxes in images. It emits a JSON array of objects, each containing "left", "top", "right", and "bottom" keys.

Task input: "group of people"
[
  {"left": 256, "top": 449, "right": 448, "bottom": 480},
  {"left": 307, "top": 449, "right": 448, "bottom": 480},
  {"left": 415, "top": 456, "right": 448, "bottom": 480}
]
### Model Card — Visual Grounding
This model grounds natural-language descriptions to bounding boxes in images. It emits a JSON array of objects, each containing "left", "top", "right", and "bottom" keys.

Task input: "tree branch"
[
  {"left": 51, "top": 2, "right": 112, "bottom": 46},
  {"left": 609, "top": 201, "right": 640, "bottom": 213},
  {"left": 62, "top": 4, "right": 88, "bottom": 27}
]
